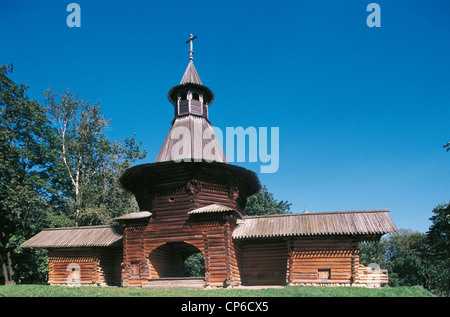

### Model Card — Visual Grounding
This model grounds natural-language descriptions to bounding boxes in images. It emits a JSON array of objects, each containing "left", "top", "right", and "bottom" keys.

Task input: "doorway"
[{"left": 149, "top": 242, "right": 205, "bottom": 278}]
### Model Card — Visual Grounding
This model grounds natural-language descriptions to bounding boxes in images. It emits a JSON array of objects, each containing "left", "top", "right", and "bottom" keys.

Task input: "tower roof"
[
  {"left": 167, "top": 35, "right": 214, "bottom": 106},
  {"left": 155, "top": 115, "right": 226, "bottom": 163},
  {"left": 167, "top": 63, "right": 215, "bottom": 106},
  {"left": 180, "top": 60, "right": 202, "bottom": 85},
  {"left": 158, "top": 35, "right": 222, "bottom": 163}
]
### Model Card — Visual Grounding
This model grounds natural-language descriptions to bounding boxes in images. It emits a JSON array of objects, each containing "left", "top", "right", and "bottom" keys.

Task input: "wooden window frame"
[{"left": 318, "top": 269, "right": 331, "bottom": 280}]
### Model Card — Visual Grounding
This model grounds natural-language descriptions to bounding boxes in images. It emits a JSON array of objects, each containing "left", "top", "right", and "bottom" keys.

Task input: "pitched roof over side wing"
[
  {"left": 20, "top": 225, "right": 123, "bottom": 248},
  {"left": 232, "top": 210, "right": 397, "bottom": 239}
]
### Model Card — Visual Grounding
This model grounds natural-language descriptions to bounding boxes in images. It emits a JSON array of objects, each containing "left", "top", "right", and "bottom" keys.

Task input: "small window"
[
  {"left": 179, "top": 91, "right": 188, "bottom": 101},
  {"left": 318, "top": 269, "right": 331, "bottom": 280},
  {"left": 192, "top": 92, "right": 200, "bottom": 101}
]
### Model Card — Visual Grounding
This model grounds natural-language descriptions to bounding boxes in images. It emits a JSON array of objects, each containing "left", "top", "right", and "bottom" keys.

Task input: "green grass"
[{"left": 0, "top": 284, "right": 435, "bottom": 297}]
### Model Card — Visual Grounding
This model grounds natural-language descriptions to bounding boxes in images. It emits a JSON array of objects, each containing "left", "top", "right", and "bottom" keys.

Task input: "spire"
[
  {"left": 180, "top": 61, "right": 202, "bottom": 85},
  {"left": 156, "top": 35, "right": 225, "bottom": 163},
  {"left": 180, "top": 34, "right": 203, "bottom": 85},
  {"left": 180, "top": 34, "right": 202, "bottom": 85},
  {"left": 167, "top": 35, "right": 215, "bottom": 108}
]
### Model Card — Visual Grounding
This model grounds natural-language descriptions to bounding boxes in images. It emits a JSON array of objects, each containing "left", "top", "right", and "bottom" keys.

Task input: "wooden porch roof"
[
  {"left": 232, "top": 210, "right": 398, "bottom": 239},
  {"left": 188, "top": 204, "right": 244, "bottom": 218},
  {"left": 112, "top": 211, "right": 152, "bottom": 221},
  {"left": 20, "top": 225, "right": 123, "bottom": 249}
]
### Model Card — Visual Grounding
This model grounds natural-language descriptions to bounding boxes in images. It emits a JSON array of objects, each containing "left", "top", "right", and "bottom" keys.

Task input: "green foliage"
[
  {"left": 1, "top": 64, "right": 146, "bottom": 284},
  {"left": 359, "top": 239, "right": 388, "bottom": 269},
  {"left": 43, "top": 88, "right": 146, "bottom": 226},
  {"left": 1, "top": 64, "right": 54, "bottom": 284},
  {"left": 427, "top": 202, "right": 450, "bottom": 260},
  {"left": 243, "top": 185, "right": 291, "bottom": 216},
  {"left": 183, "top": 253, "right": 205, "bottom": 277},
  {"left": 426, "top": 202, "right": 450, "bottom": 296},
  {"left": 384, "top": 229, "right": 431, "bottom": 287},
  {"left": 0, "top": 284, "right": 435, "bottom": 297},
  {"left": 359, "top": 226, "right": 450, "bottom": 296}
]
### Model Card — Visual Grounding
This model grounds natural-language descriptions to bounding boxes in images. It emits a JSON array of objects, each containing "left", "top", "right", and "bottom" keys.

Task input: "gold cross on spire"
[{"left": 185, "top": 34, "right": 197, "bottom": 61}]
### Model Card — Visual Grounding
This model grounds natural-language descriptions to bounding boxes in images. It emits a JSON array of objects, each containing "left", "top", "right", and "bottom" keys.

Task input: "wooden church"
[{"left": 22, "top": 36, "right": 398, "bottom": 288}]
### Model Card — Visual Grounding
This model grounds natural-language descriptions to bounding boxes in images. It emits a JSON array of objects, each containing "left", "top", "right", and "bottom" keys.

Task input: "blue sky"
[{"left": 1, "top": 0, "right": 449, "bottom": 233}]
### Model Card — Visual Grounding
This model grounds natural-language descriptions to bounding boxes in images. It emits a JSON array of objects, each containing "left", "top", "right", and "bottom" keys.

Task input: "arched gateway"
[
  {"left": 149, "top": 241, "right": 204, "bottom": 278},
  {"left": 21, "top": 35, "right": 398, "bottom": 288},
  {"left": 115, "top": 160, "right": 258, "bottom": 288}
]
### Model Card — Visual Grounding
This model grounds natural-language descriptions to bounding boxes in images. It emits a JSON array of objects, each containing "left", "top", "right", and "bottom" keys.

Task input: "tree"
[
  {"left": 428, "top": 202, "right": 450, "bottom": 261},
  {"left": 0, "top": 64, "right": 54, "bottom": 284},
  {"left": 243, "top": 185, "right": 291, "bottom": 216},
  {"left": 183, "top": 253, "right": 205, "bottom": 277},
  {"left": 43, "top": 88, "right": 146, "bottom": 226},
  {"left": 359, "top": 206, "right": 450, "bottom": 296},
  {"left": 444, "top": 142, "right": 450, "bottom": 152},
  {"left": 382, "top": 229, "right": 443, "bottom": 292},
  {"left": 427, "top": 202, "right": 450, "bottom": 296},
  {"left": 359, "top": 238, "right": 388, "bottom": 270},
  {"left": 0, "top": 67, "right": 146, "bottom": 284}
]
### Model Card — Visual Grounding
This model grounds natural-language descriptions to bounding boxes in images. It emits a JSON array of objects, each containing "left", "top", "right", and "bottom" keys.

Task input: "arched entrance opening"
[{"left": 149, "top": 242, "right": 205, "bottom": 278}]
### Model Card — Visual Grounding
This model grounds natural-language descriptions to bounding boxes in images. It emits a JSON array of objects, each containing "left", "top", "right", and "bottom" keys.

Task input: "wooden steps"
[{"left": 142, "top": 277, "right": 205, "bottom": 289}]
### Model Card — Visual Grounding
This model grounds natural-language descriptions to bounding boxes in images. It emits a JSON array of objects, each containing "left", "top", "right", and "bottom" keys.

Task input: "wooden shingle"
[
  {"left": 21, "top": 225, "right": 123, "bottom": 248},
  {"left": 232, "top": 210, "right": 397, "bottom": 239}
]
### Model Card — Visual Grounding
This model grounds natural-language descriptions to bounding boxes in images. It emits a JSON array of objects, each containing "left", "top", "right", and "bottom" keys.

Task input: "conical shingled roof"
[
  {"left": 180, "top": 61, "right": 202, "bottom": 85},
  {"left": 167, "top": 61, "right": 215, "bottom": 106},
  {"left": 160, "top": 46, "right": 222, "bottom": 163},
  {"left": 155, "top": 115, "right": 227, "bottom": 163}
]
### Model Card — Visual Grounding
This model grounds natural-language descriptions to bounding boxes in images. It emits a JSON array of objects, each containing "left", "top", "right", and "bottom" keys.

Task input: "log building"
[{"left": 22, "top": 36, "right": 397, "bottom": 288}]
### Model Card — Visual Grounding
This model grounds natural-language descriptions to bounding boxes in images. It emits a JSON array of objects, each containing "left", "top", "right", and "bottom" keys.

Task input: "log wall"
[
  {"left": 289, "top": 238, "right": 359, "bottom": 285},
  {"left": 238, "top": 239, "right": 288, "bottom": 286},
  {"left": 357, "top": 264, "right": 388, "bottom": 287},
  {"left": 121, "top": 180, "right": 242, "bottom": 288},
  {"left": 48, "top": 247, "right": 122, "bottom": 286},
  {"left": 235, "top": 237, "right": 363, "bottom": 286}
]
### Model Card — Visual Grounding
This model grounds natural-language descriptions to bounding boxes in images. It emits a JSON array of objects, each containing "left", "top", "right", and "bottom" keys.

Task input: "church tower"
[
  {"left": 117, "top": 35, "right": 261, "bottom": 288},
  {"left": 155, "top": 34, "right": 226, "bottom": 163},
  {"left": 168, "top": 34, "right": 214, "bottom": 120}
]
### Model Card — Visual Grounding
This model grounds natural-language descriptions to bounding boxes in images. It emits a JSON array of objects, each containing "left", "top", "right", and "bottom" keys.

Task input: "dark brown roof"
[
  {"left": 20, "top": 225, "right": 123, "bottom": 248},
  {"left": 232, "top": 210, "right": 397, "bottom": 239},
  {"left": 119, "top": 161, "right": 261, "bottom": 199}
]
